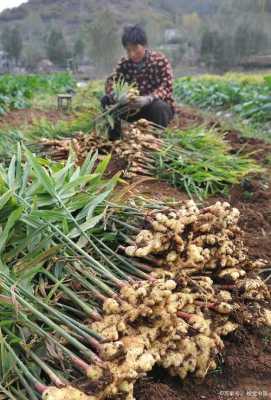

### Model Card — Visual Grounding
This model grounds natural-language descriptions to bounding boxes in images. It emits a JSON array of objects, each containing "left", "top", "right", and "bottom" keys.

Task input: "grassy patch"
[{"left": 155, "top": 127, "right": 262, "bottom": 199}]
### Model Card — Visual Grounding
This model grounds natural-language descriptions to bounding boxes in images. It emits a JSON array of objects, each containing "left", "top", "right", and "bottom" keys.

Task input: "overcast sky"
[{"left": 0, "top": 0, "right": 28, "bottom": 13}]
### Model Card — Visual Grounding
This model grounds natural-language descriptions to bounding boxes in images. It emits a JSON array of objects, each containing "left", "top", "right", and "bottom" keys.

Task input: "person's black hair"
[{"left": 121, "top": 25, "right": 148, "bottom": 47}]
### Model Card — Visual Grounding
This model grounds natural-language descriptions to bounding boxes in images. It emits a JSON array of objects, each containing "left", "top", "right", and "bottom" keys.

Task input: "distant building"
[
  {"left": 240, "top": 55, "right": 271, "bottom": 68},
  {"left": 37, "top": 59, "right": 55, "bottom": 73}
]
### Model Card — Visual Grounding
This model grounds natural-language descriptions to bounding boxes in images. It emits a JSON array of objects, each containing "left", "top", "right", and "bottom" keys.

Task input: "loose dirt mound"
[
  {"left": 135, "top": 379, "right": 179, "bottom": 400},
  {"left": 171, "top": 106, "right": 205, "bottom": 130},
  {"left": 224, "top": 130, "right": 271, "bottom": 163},
  {"left": 225, "top": 329, "right": 271, "bottom": 381},
  {"left": 228, "top": 180, "right": 271, "bottom": 264},
  {"left": 124, "top": 178, "right": 189, "bottom": 203}
]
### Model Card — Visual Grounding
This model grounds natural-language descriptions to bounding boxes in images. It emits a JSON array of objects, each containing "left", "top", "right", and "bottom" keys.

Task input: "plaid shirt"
[{"left": 105, "top": 49, "right": 175, "bottom": 111}]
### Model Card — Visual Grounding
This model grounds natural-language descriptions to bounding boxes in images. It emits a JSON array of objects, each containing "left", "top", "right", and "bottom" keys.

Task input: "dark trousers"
[{"left": 101, "top": 95, "right": 174, "bottom": 140}]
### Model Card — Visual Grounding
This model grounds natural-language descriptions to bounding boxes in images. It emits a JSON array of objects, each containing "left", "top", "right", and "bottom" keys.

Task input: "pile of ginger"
[
  {"left": 43, "top": 201, "right": 270, "bottom": 400},
  {"left": 39, "top": 119, "right": 160, "bottom": 178}
]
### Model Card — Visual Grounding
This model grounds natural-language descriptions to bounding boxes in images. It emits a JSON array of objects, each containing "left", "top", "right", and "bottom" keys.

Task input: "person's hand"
[
  {"left": 129, "top": 95, "right": 154, "bottom": 110},
  {"left": 107, "top": 92, "right": 127, "bottom": 104},
  {"left": 105, "top": 93, "right": 117, "bottom": 105},
  {"left": 117, "top": 93, "right": 130, "bottom": 106}
]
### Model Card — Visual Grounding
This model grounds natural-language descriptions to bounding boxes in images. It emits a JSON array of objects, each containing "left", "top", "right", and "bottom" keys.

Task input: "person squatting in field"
[{"left": 101, "top": 24, "right": 175, "bottom": 140}]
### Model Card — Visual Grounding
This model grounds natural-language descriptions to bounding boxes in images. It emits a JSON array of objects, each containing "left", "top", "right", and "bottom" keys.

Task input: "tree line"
[
  {"left": 1, "top": 27, "right": 85, "bottom": 70},
  {"left": 1, "top": 0, "right": 271, "bottom": 73}
]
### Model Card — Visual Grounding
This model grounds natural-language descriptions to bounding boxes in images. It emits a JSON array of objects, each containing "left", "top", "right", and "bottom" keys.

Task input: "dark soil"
[
  {"left": 171, "top": 106, "right": 205, "bottom": 130},
  {"left": 0, "top": 108, "right": 72, "bottom": 129},
  {"left": 126, "top": 177, "right": 189, "bottom": 203},
  {"left": 105, "top": 157, "right": 128, "bottom": 178},
  {"left": 134, "top": 379, "right": 179, "bottom": 400},
  {"left": 224, "top": 130, "right": 271, "bottom": 163}
]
